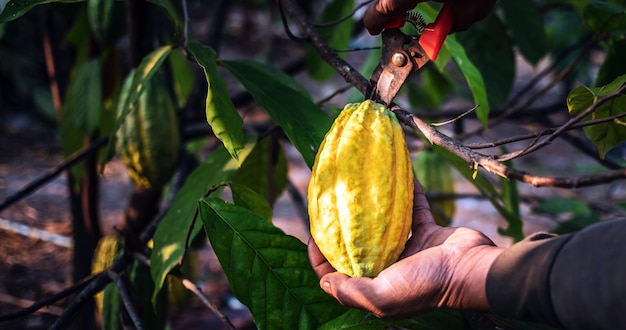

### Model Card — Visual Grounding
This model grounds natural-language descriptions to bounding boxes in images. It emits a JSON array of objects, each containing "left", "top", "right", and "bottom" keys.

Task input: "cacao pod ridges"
[{"left": 308, "top": 99, "right": 414, "bottom": 278}]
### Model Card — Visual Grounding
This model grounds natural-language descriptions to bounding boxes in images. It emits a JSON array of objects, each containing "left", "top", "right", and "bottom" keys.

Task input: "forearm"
[{"left": 486, "top": 219, "right": 626, "bottom": 329}]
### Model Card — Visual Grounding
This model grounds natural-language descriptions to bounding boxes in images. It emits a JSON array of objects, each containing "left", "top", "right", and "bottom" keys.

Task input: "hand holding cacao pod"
[{"left": 307, "top": 100, "right": 414, "bottom": 278}]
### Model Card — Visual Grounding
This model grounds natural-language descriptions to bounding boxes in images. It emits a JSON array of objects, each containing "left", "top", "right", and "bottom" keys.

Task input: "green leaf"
[
  {"left": 188, "top": 39, "right": 245, "bottom": 164},
  {"left": 567, "top": 75, "right": 626, "bottom": 158},
  {"left": 232, "top": 135, "right": 288, "bottom": 206},
  {"left": 63, "top": 58, "right": 103, "bottom": 137},
  {"left": 147, "top": 0, "right": 183, "bottom": 35},
  {"left": 168, "top": 48, "right": 195, "bottom": 108},
  {"left": 500, "top": 0, "right": 548, "bottom": 65},
  {"left": 406, "top": 65, "right": 454, "bottom": 110},
  {"left": 584, "top": 1, "right": 626, "bottom": 34},
  {"left": 59, "top": 58, "right": 102, "bottom": 178},
  {"left": 230, "top": 182, "right": 273, "bottom": 222},
  {"left": 200, "top": 198, "right": 346, "bottom": 329},
  {"left": 305, "top": 0, "right": 354, "bottom": 81},
  {"left": 432, "top": 145, "right": 520, "bottom": 232},
  {"left": 101, "top": 281, "right": 122, "bottom": 330},
  {"left": 87, "top": 0, "right": 113, "bottom": 44},
  {"left": 221, "top": 60, "right": 333, "bottom": 168},
  {"left": 534, "top": 197, "right": 599, "bottom": 234},
  {"left": 0, "top": 0, "right": 84, "bottom": 23},
  {"left": 445, "top": 37, "right": 490, "bottom": 126},
  {"left": 498, "top": 157, "right": 523, "bottom": 242},
  {"left": 413, "top": 149, "right": 456, "bottom": 226},
  {"left": 456, "top": 13, "right": 515, "bottom": 108},
  {"left": 150, "top": 141, "right": 255, "bottom": 303},
  {"left": 596, "top": 39, "right": 626, "bottom": 87},
  {"left": 128, "top": 259, "right": 167, "bottom": 330}
]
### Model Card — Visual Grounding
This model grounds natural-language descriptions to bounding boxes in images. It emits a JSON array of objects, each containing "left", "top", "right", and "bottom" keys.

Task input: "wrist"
[{"left": 452, "top": 245, "right": 504, "bottom": 311}]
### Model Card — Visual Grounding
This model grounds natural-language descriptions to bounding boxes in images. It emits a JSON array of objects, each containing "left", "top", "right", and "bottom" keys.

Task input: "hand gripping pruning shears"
[{"left": 367, "top": 4, "right": 454, "bottom": 106}]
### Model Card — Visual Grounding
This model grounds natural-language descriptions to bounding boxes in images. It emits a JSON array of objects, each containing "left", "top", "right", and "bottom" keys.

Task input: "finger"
[
  {"left": 307, "top": 237, "right": 336, "bottom": 278},
  {"left": 400, "top": 179, "right": 440, "bottom": 257},
  {"left": 320, "top": 273, "right": 389, "bottom": 317},
  {"left": 411, "top": 179, "right": 436, "bottom": 229},
  {"left": 363, "top": 0, "right": 424, "bottom": 35},
  {"left": 437, "top": 0, "right": 496, "bottom": 32}
]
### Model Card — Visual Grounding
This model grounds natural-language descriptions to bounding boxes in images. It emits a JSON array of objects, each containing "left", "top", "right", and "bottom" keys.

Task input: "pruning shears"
[{"left": 367, "top": 4, "right": 454, "bottom": 106}]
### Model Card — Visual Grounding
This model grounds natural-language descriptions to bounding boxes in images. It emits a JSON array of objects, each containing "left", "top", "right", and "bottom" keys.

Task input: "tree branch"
[{"left": 280, "top": 0, "right": 626, "bottom": 189}]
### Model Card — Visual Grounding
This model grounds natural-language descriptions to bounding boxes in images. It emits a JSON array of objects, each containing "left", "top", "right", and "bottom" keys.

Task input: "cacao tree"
[{"left": 0, "top": 0, "right": 625, "bottom": 329}]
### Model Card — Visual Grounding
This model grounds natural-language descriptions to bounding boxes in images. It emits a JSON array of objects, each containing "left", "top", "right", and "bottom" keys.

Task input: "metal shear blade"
[{"left": 368, "top": 29, "right": 430, "bottom": 106}]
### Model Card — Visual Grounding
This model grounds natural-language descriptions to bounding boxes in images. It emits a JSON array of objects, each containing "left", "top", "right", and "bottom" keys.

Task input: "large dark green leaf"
[
  {"left": 445, "top": 37, "right": 490, "bottom": 126},
  {"left": 406, "top": 65, "right": 454, "bottom": 110},
  {"left": 221, "top": 60, "right": 333, "bottom": 168},
  {"left": 200, "top": 198, "right": 346, "bottom": 329},
  {"left": 60, "top": 58, "right": 102, "bottom": 157},
  {"left": 596, "top": 39, "right": 626, "bottom": 87},
  {"left": 305, "top": 0, "right": 354, "bottom": 81},
  {"left": 567, "top": 74, "right": 626, "bottom": 158},
  {"left": 500, "top": 0, "right": 548, "bottom": 65},
  {"left": 0, "top": 0, "right": 84, "bottom": 23},
  {"left": 230, "top": 182, "right": 273, "bottom": 222},
  {"left": 150, "top": 142, "right": 255, "bottom": 302},
  {"left": 457, "top": 13, "right": 515, "bottom": 109},
  {"left": 189, "top": 39, "right": 245, "bottom": 164}
]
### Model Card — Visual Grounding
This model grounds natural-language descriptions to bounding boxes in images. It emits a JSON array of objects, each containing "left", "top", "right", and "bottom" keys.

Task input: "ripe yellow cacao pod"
[
  {"left": 91, "top": 235, "right": 122, "bottom": 312},
  {"left": 308, "top": 100, "right": 414, "bottom": 278},
  {"left": 117, "top": 78, "right": 180, "bottom": 190}
]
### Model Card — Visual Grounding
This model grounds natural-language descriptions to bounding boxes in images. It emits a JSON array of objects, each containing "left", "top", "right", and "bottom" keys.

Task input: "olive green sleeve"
[{"left": 486, "top": 219, "right": 626, "bottom": 329}]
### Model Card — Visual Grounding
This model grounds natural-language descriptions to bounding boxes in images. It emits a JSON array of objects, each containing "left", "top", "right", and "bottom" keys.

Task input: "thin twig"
[
  {"left": 0, "top": 274, "right": 96, "bottom": 321},
  {"left": 467, "top": 111, "right": 626, "bottom": 149},
  {"left": 431, "top": 105, "right": 479, "bottom": 127},
  {"left": 132, "top": 251, "right": 237, "bottom": 330},
  {"left": 496, "top": 84, "right": 626, "bottom": 161},
  {"left": 108, "top": 270, "right": 145, "bottom": 330},
  {"left": 503, "top": 34, "right": 592, "bottom": 109},
  {"left": 181, "top": 0, "right": 189, "bottom": 46},
  {"left": 0, "top": 136, "right": 109, "bottom": 212},
  {"left": 457, "top": 36, "right": 595, "bottom": 141},
  {"left": 316, "top": 84, "right": 353, "bottom": 106},
  {"left": 313, "top": 0, "right": 374, "bottom": 27},
  {"left": 172, "top": 269, "right": 237, "bottom": 330},
  {"left": 278, "top": 0, "right": 308, "bottom": 42}
]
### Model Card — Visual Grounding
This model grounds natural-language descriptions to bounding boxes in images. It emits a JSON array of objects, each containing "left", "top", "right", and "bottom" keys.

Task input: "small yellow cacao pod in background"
[
  {"left": 308, "top": 100, "right": 414, "bottom": 278},
  {"left": 91, "top": 235, "right": 122, "bottom": 312},
  {"left": 117, "top": 78, "right": 180, "bottom": 190}
]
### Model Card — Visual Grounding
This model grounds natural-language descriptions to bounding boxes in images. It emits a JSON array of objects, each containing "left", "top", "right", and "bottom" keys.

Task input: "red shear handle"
[{"left": 419, "top": 4, "right": 453, "bottom": 61}]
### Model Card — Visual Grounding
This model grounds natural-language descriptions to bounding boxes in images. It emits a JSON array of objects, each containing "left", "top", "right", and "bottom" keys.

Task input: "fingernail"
[{"left": 322, "top": 281, "right": 330, "bottom": 288}]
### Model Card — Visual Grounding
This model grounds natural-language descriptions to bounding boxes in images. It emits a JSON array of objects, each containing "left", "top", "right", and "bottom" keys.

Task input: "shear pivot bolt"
[{"left": 391, "top": 53, "right": 407, "bottom": 67}]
